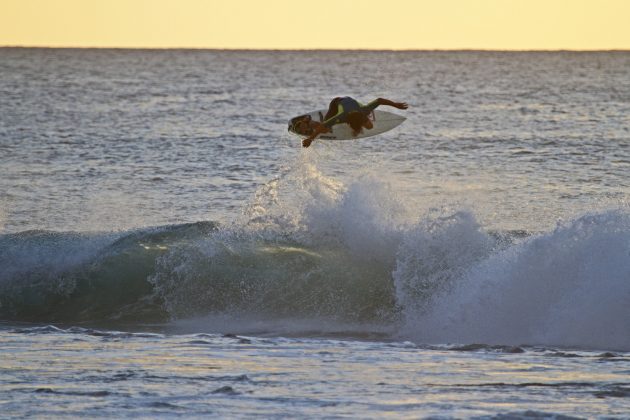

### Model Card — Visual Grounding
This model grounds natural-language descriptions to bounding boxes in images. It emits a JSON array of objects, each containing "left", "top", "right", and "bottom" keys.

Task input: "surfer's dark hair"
[{"left": 347, "top": 112, "right": 366, "bottom": 136}]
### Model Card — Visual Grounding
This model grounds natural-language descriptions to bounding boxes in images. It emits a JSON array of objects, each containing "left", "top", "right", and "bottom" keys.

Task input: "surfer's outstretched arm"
[
  {"left": 378, "top": 98, "right": 409, "bottom": 109},
  {"left": 365, "top": 98, "right": 409, "bottom": 111}
]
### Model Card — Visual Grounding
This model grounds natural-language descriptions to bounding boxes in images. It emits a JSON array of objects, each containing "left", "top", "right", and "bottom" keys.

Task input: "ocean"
[{"left": 0, "top": 48, "right": 629, "bottom": 418}]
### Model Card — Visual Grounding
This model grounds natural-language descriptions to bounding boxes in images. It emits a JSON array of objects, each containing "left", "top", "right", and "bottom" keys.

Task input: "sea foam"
[{"left": 398, "top": 210, "right": 630, "bottom": 350}]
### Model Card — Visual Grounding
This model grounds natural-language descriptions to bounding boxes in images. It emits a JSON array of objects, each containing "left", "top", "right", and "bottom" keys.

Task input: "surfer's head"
[
  {"left": 294, "top": 120, "right": 310, "bottom": 135},
  {"left": 347, "top": 112, "right": 373, "bottom": 137},
  {"left": 292, "top": 116, "right": 313, "bottom": 135}
]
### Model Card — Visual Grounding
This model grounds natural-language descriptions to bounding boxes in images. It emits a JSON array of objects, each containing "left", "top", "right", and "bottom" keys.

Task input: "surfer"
[{"left": 300, "top": 97, "right": 408, "bottom": 147}]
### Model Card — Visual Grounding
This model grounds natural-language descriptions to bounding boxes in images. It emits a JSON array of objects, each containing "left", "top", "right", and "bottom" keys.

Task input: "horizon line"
[{"left": 2, "top": 45, "right": 630, "bottom": 53}]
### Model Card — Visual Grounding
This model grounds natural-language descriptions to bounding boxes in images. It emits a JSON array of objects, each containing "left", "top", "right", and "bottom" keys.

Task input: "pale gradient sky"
[{"left": 1, "top": 0, "right": 629, "bottom": 50}]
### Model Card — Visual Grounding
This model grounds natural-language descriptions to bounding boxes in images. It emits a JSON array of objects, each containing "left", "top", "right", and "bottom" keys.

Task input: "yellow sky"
[{"left": 1, "top": 0, "right": 629, "bottom": 50}]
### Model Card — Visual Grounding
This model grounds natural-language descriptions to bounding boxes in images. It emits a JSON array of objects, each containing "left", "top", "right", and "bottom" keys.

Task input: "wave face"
[
  {"left": 1, "top": 164, "right": 629, "bottom": 350},
  {"left": 0, "top": 222, "right": 217, "bottom": 322}
]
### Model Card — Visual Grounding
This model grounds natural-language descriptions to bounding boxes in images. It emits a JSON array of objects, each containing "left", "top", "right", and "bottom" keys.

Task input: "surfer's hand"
[
  {"left": 302, "top": 124, "right": 328, "bottom": 147},
  {"left": 395, "top": 102, "right": 408, "bottom": 110}
]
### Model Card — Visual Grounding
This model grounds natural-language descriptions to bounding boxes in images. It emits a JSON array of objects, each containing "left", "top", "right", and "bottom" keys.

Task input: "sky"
[{"left": 1, "top": 0, "right": 629, "bottom": 50}]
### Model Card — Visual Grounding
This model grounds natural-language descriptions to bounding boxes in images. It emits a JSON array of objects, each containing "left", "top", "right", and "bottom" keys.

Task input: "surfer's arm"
[
  {"left": 302, "top": 123, "right": 329, "bottom": 148},
  {"left": 365, "top": 98, "right": 409, "bottom": 111}
]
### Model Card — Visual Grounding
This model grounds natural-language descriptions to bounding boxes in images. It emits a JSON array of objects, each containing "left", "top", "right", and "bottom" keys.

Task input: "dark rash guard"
[{"left": 322, "top": 97, "right": 379, "bottom": 129}]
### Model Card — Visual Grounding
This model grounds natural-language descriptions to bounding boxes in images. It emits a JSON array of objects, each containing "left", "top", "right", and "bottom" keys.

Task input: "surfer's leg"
[{"left": 324, "top": 97, "right": 342, "bottom": 120}]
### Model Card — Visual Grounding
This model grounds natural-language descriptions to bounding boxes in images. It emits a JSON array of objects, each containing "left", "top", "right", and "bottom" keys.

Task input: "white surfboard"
[{"left": 288, "top": 109, "right": 406, "bottom": 141}]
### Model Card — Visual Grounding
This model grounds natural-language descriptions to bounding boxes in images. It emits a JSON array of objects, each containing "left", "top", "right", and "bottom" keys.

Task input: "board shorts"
[{"left": 322, "top": 97, "right": 379, "bottom": 129}]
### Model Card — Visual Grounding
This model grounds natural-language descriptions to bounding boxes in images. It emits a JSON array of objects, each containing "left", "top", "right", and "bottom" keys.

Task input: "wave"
[
  {"left": 1, "top": 163, "right": 628, "bottom": 350},
  {"left": 0, "top": 218, "right": 397, "bottom": 324}
]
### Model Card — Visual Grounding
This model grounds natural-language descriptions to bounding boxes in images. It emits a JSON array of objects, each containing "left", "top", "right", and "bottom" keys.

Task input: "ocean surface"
[{"left": 1, "top": 48, "right": 629, "bottom": 418}]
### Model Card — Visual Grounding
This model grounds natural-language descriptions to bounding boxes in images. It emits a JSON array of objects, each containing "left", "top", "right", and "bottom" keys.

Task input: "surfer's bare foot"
[{"left": 302, "top": 138, "right": 313, "bottom": 148}]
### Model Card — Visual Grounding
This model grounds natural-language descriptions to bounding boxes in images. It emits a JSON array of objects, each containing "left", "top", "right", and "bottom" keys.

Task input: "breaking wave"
[
  {"left": 1, "top": 162, "right": 628, "bottom": 350},
  {"left": 396, "top": 209, "right": 630, "bottom": 351}
]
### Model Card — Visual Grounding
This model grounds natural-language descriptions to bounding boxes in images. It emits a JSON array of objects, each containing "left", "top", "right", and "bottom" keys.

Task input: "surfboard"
[{"left": 288, "top": 109, "right": 406, "bottom": 141}]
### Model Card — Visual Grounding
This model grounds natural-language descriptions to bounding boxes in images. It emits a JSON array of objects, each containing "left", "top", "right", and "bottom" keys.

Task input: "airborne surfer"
[{"left": 296, "top": 97, "right": 408, "bottom": 147}]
